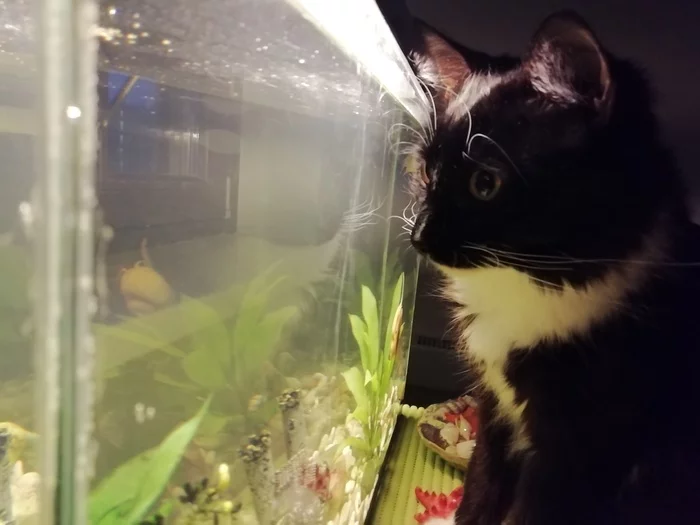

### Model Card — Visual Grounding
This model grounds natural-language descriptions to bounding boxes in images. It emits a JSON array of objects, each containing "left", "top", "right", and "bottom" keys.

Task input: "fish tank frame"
[{"left": 0, "top": 0, "right": 432, "bottom": 524}]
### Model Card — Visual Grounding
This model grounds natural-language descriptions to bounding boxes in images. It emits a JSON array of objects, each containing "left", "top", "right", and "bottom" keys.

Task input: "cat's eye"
[{"left": 469, "top": 170, "right": 502, "bottom": 201}]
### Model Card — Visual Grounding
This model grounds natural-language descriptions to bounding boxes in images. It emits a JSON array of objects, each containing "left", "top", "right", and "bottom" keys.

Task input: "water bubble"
[
  {"left": 18, "top": 201, "right": 33, "bottom": 229},
  {"left": 66, "top": 105, "right": 82, "bottom": 119},
  {"left": 134, "top": 402, "right": 145, "bottom": 424}
]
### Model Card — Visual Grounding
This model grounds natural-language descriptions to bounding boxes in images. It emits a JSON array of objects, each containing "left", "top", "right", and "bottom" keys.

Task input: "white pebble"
[
  {"left": 457, "top": 417, "right": 472, "bottom": 441},
  {"left": 440, "top": 424, "right": 460, "bottom": 446},
  {"left": 456, "top": 440, "right": 476, "bottom": 459}
]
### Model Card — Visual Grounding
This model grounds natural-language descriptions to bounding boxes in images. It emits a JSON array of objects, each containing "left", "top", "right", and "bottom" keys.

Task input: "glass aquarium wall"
[
  {"left": 0, "top": 0, "right": 428, "bottom": 523},
  {"left": 0, "top": 0, "right": 59, "bottom": 523}
]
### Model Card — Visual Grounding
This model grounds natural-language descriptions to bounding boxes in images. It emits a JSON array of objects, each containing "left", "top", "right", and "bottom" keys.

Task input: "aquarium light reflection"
[
  {"left": 287, "top": 0, "right": 431, "bottom": 126},
  {"left": 66, "top": 105, "right": 82, "bottom": 119}
]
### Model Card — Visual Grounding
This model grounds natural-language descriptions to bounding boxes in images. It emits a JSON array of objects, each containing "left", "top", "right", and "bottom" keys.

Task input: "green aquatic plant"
[
  {"left": 95, "top": 264, "right": 298, "bottom": 446},
  {"left": 89, "top": 396, "right": 211, "bottom": 525},
  {"left": 350, "top": 247, "right": 405, "bottom": 333},
  {"left": 341, "top": 272, "right": 405, "bottom": 461}
]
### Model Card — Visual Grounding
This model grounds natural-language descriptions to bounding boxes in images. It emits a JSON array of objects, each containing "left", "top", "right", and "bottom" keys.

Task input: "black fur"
[{"left": 377, "top": 2, "right": 700, "bottom": 524}]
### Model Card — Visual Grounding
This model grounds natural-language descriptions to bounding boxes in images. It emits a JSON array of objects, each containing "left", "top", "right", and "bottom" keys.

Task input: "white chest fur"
[{"left": 436, "top": 259, "right": 650, "bottom": 447}]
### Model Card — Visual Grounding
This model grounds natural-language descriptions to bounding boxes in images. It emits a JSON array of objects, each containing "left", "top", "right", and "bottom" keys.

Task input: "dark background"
[
  {"left": 408, "top": 0, "right": 700, "bottom": 219},
  {"left": 403, "top": 0, "right": 700, "bottom": 404}
]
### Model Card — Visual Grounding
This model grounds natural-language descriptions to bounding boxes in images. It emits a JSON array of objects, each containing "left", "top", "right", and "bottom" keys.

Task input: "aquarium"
[{"left": 0, "top": 0, "right": 428, "bottom": 523}]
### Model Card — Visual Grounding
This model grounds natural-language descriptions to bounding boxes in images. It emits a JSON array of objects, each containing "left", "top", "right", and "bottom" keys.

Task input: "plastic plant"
[
  {"left": 349, "top": 247, "right": 404, "bottom": 327},
  {"left": 94, "top": 263, "right": 298, "bottom": 441},
  {"left": 89, "top": 396, "right": 211, "bottom": 525},
  {"left": 341, "top": 272, "right": 405, "bottom": 463}
]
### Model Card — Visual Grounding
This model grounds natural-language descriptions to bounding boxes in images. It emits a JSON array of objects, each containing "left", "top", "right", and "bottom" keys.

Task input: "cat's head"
[{"left": 405, "top": 11, "right": 680, "bottom": 287}]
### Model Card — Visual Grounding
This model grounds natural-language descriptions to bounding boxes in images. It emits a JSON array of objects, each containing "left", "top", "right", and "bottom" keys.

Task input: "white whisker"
[
  {"left": 390, "top": 141, "right": 423, "bottom": 155},
  {"left": 468, "top": 133, "right": 525, "bottom": 182},
  {"left": 415, "top": 76, "right": 437, "bottom": 139},
  {"left": 389, "top": 122, "right": 427, "bottom": 146},
  {"left": 461, "top": 242, "right": 700, "bottom": 268},
  {"left": 340, "top": 196, "right": 385, "bottom": 234}
]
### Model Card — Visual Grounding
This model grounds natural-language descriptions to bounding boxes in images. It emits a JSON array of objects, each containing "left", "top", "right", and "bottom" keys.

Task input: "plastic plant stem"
[
  {"left": 277, "top": 389, "right": 306, "bottom": 458},
  {"left": 239, "top": 430, "right": 275, "bottom": 525}
]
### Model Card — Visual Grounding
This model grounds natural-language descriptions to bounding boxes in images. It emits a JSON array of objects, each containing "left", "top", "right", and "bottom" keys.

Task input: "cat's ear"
[
  {"left": 524, "top": 11, "right": 613, "bottom": 117},
  {"left": 413, "top": 25, "right": 472, "bottom": 113}
]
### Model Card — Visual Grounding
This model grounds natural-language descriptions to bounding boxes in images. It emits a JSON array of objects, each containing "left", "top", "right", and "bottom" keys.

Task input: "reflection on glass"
[{"left": 0, "top": 3, "right": 42, "bottom": 523}]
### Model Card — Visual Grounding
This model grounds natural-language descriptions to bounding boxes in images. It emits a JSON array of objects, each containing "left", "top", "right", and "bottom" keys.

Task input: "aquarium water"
[{"left": 0, "top": 0, "right": 429, "bottom": 523}]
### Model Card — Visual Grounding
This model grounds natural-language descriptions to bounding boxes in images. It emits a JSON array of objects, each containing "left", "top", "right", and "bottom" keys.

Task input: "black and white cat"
[{"left": 379, "top": 3, "right": 700, "bottom": 525}]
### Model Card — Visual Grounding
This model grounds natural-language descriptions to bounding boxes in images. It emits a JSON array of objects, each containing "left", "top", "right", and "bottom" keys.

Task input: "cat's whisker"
[
  {"left": 381, "top": 105, "right": 431, "bottom": 140},
  {"left": 415, "top": 76, "right": 437, "bottom": 139},
  {"left": 389, "top": 201, "right": 416, "bottom": 229},
  {"left": 389, "top": 122, "right": 428, "bottom": 146},
  {"left": 463, "top": 243, "right": 575, "bottom": 273},
  {"left": 468, "top": 133, "right": 525, "bottom": 183},
  {"left": 464, "top": 106, "right": 473, "bottom": 149},
  {"left": 400, "top": 201, "right": 416, "bottom": 226},
  {"left": 461, "top": 243, "right": 573, "bottom": 262},
  {"left": 525, "top": 274, "right": 565, "bottom": 291},
  {"left": 463, "top": 242, "right": 700, "bottom": 268},
  {"left": 388, "top": 216, "right": 414, "bottom": 231},
  {"left": 469, "top": 244, "right": 502, "bottom": 267},
  {"left": 340, "top": 196, "right": 386, "bottom": 234},
  {"left": 383, "top": 94, "right": 432, "bottom": 141},
  {"left": 404, "top": 201, "right": 419, "bottom": 227},
  {"left": 401, "top": 200, "right": 414, "bottom": 226},
  {"left": 462, "top": 242, "right": 606, "bottom": 266},
  {"left": 465, "top": 244, "right": 571, "bottom": 272},
  {"left": 462, "top": 151, "right": 494, "bottom": 171},
  {"left": 390, "top": 141, "right": 423, "bottom": 155},
  {"left": 387, "top": 214, "right": 409, "bottom": 224}
]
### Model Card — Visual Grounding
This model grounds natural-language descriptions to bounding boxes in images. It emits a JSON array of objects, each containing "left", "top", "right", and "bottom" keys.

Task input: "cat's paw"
[{"left": 414, "top": 486, "right": 463, "bottom": 524}]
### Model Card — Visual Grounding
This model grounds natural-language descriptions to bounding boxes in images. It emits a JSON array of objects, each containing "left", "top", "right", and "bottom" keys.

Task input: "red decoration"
[{"left": 414, "top": 486, "right": 464, "bottom": 523}]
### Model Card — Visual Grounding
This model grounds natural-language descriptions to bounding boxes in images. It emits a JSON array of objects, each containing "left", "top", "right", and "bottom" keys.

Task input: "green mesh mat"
[{"left": 367, "top": 406, "right": 465, "bottom": 525}]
